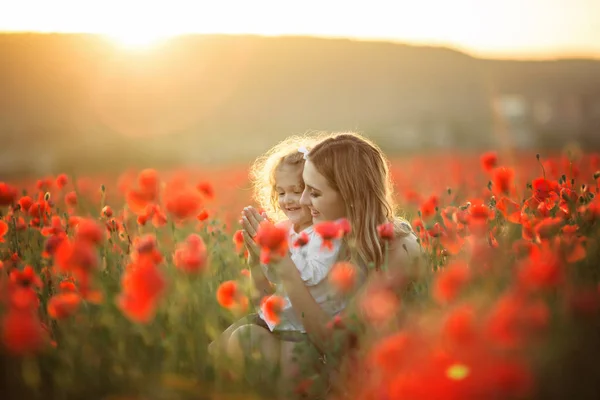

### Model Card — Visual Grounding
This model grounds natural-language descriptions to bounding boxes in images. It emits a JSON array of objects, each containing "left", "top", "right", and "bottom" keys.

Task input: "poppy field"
[{"left": 1, "top": 149, "right": 600, "bottom": 399}]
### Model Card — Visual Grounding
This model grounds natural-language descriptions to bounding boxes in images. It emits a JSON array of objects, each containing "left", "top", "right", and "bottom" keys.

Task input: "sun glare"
[{"left": 104, "top": 29, "right": 176, "bottom": 50}]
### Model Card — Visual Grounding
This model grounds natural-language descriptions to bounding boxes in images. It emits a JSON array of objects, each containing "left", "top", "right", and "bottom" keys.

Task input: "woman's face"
[{"left": 300, "top": 160, "right": 347, "bottom": 223}]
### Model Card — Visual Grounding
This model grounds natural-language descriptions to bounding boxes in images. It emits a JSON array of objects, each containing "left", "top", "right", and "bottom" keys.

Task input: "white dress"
[{"left": 258, "top": 225, "right": 348, "bottom": 332}]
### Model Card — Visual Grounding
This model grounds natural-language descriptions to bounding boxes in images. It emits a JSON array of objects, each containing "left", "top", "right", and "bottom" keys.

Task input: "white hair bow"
[{"left": 298, "top": 146, "right": 309, "bottom": 160}]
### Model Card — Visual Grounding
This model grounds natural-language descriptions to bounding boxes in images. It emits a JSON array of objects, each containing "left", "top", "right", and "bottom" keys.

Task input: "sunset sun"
[{"left": 104, "top": 29, "right": 176, "bottom": 50}]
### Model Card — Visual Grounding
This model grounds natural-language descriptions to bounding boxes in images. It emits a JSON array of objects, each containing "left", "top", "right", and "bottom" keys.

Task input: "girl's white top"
[{"left": 258, "top": 225, "right": 353, "bottom": 332}]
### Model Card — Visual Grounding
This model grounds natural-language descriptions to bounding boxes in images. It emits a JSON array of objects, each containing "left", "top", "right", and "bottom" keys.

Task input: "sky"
[{"left": 1, "top": 0, "right": 599, "bottom": 59}]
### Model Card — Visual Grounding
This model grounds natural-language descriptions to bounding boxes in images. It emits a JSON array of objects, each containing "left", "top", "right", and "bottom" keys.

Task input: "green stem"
[
  {"left": 10, "top": 216, "right": 20, "bottom": 257},
  {"left": 536, "top": 153, "right": 546, "bottom": 179},
  {"left": 383, "top": 240, "right": 389, "bottom": 272}
]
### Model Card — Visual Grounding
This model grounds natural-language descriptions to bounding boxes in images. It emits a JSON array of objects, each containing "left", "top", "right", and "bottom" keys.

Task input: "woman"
[{"left": 232, "top": 132, "right": 423, "bottom": 396}]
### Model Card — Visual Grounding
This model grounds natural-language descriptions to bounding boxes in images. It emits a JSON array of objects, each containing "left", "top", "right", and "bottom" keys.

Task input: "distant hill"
[{"left": 1, "top": 34, "right": 599, "bottom": 175}]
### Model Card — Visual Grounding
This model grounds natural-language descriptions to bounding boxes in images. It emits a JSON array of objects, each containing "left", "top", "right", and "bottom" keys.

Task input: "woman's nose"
[{"left": 299, "top": 189, "right": 310, "bottom": 206}]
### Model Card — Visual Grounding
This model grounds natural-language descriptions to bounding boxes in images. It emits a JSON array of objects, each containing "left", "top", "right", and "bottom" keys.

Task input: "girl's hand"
[
  {"left": 242, "top": 229, "right": 261, "bottom": 265},
  {"left": 240, "top": 207, "right": 265, "bottom": 265},
  {"left": 241, "top": 206, "right": 264, "bottom": 238}
]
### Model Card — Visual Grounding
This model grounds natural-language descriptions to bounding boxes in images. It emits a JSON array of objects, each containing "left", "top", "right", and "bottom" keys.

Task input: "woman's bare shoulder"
[
  {"left": 389, "top": 232, "right": 422, "bottom": 262},
  {"left": 386, "top": 230, "right": 424, "bottom": 278}
]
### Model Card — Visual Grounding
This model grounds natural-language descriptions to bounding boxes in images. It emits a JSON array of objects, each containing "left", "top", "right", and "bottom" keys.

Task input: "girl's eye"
[
  {"left": 277, "top": 192, "right": 285, "bottom": 196},
  {"left": 310, "top": 192, "right": 320, "bottom": 198}
]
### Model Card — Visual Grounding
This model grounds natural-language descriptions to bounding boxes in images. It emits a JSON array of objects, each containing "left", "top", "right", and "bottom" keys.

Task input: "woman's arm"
[
  {"left": 241, "top": 230, "right": 275, "bottom": 299},
  {"left": 276, "top": 255, "right": 335, "bottom": 352},
  {"left": 241, "top": 207, "right": 339, "bottom": 350}
]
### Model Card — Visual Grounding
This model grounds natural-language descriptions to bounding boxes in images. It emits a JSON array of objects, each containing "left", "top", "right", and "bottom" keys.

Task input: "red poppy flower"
[
  {"left": 377, "top": 222, "right": 395, "bottom": 241},
  {"left": 36, "top": 177, "right": 54, "bottom": 191},
  {"left": 59, "top": 280, "right": 77, "bottom": 293},
  {"left": 480, "top": 151, "right": 498, "bottom": 173},
  {"left": 47, "top": 292, "right": 81, "bottom": 319},
  {"left": 150, "top": 205, "right": 168, "bottom": 228},
  {"left": 518, "top": 244, "right": 564, "bottom": 291},
  {"left": 336, "top": 218, "right": 352, "bottom": 237},
  {"left": 428, "top": 222, "right": 444, "bottom": 238},
  {"left": 329, "top": 262, "right": 357, "bottom": 293},
  {"left": 65, "top": 191, "right": 78, "bottom": 207},
  {"left": 532, "top": 178, "right": 559, "bottom": 201},
  {"left": 56, "top": 173, "right": 69, "bottom": 189},
  {"left": 232, "top": 230, "right": 244, "bottom": 253},
  {"left": 196, "top": 182, "right": 215, "bottom": 199},
  {"left": 419, "top": 195, "right": 439, "bottom": 221},
  {"left": 1, "top": 309, "right": 45, "bottom": 355},
  {"left": 196, "top": 209, "right": 209, "bottom": 221},
  {"left": 443, "top": 305, "right": 476, "bottom": 347},
  {"left": 10, "top": 266, "right": 43, "bottom": 289},
  {"left": 131, "top": 235, "right": 164, "bottom": 265},
  {"left": 174, "top": 234, "right": 208, "bottom": 274},
  {"left": 126, "top": 189, "right": 155, "bottom": 215},
  {"left": 75, "top": 218, "right": 104, "bottom": 244},
  {"left": 18, "top": 196, "right": 33, "bottom": 212},
  {"left": 486, "top": 293, "right": 549, "bottom": 349},
  {"left": 164, "top": 189, "right": 203, "bottom": 221},
  {"left": 255, "top": 220, "right": 288, "bottom": 263},
  {"left": 467, "top": 200, "right": 492, "bottom": 237},
  {"left": 360, "top": 288, "right": 400, "bottom": 326},
  {"left": 492, "top": 167, "right": 514, "bottom": 195},
  {"left": 137, "top": 169, "right": 159, "bottom": 196},
  {"left": 293, "top": 231, "right": 310, "bottom": 248},
  {"left": 8, "top": 286, "right": 40, "bottom": 311},
  {"left": 496, "top": 197, "right": 521, "bottom": 223},
  {"left": 0, "top": 220, "right": 7, "bottom": 243},
  {"left": 216, "top": 280, "right": 240, "bottom": 308},
  {"left": 439, "top": 225, "right": 465, "bottom": 255},
  {"left": 534, "top": 217, "right": 563, "bottom": 241},
  {"left": 260, "top": 295, "right": 285, "bottom": 326},
  {"left": 102, "top": 205, "right": 113, "bottom": 218},
  {"left": 0, "top": 182, "right": 18, "bottom": 206},
  {"left": 118, "top": 257, "right": 167, "bottom": 324},
  {"left": 433, "top": 261, "right": 471, "bottom": 304},
  {"left": 367, "top": 332, "right": 414, "bottom": 373},
  {"left": 314, "top": 221, "right": 342, "bottom": 250},
  {"left": 54, "top": 238, "right": 99, "bottom": 275},
  {"left": 40, "top": 216, "right": 63, "bottom": 237},
  {"left": 403, "top": 189, "right": 422, "bottom": 205}
]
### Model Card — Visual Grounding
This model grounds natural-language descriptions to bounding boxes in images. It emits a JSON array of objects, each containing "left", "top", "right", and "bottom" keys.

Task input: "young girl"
[{"left": 210, "top": 136, "right": 344, "bottom": 355}]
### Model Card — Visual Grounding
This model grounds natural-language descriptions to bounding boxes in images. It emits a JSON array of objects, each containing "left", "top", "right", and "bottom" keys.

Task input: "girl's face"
[
  {"left": 274, "top": 164, "right": 312, "bottom": 230},
  {"left": 300, "top": 160, "right": 346, "bottom": 223}
]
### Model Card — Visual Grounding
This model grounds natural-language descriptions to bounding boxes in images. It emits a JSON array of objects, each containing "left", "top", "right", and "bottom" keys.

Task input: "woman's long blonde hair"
[
  {"left": 307, "top": 132, "right": 412, "bottom": 269},
  {"left": 249, "top": 135, "right": 319, "bottom": 222}
]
